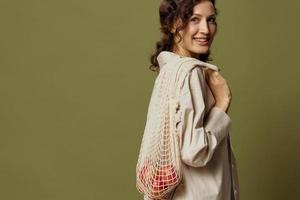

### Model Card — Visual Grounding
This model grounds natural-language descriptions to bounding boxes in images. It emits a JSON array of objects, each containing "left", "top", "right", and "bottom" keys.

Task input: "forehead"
[{"left": 192, "top": 1, "right": 216, "bottom": 16}]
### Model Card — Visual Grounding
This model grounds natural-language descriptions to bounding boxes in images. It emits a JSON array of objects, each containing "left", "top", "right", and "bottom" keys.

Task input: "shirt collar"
[
  {"left": 157, "top": 51, "right": 181, "bottom": 68},
  {"left": 157, "top": 50, "right": 219, "bottom": 71}
]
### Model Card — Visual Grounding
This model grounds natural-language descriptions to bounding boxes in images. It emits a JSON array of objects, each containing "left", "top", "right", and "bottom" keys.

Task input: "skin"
[{"left": 171, "top": 0, "right": 232, "bottom": 113}]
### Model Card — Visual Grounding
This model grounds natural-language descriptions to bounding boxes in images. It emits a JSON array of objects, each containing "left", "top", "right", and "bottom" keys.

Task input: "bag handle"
[{"left": 169, "top": 58, "right": 219, "bottom": 101}]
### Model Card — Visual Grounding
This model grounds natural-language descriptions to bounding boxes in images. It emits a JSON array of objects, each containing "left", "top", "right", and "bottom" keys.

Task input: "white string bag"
[{"left": 136, "top": 56, "right": 219, "bottom": 200}]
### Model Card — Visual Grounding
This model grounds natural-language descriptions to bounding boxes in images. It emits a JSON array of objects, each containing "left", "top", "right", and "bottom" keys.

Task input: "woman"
[{"left": 142, "top": 0, "right": 240, "bottom": 199}]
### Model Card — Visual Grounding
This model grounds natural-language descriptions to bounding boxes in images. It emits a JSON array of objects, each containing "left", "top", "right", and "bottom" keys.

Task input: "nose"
[{"left": 199, "top": 19, "right": 210, "bottom": 35}]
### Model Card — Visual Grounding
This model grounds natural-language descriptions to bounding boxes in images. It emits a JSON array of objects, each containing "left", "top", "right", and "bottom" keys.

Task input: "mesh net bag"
[{"left": 136, "top": 57, "right": 219, "bottom": 199}]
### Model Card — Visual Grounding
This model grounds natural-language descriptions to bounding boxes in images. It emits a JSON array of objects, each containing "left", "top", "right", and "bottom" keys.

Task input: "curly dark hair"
[{"left": 149, "top": 0, "right": 218, "bottom": 72}]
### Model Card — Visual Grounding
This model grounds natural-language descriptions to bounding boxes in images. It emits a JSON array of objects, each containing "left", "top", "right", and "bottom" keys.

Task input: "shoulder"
[
  {"left": 180, "top": 66, "right": 206, "bottom": 97},
  {"left": 177, "top": 57, "right": 206, "bottom": 80},
  {"left": 185, "top": 66, "right": 206, "bottom": 85}
]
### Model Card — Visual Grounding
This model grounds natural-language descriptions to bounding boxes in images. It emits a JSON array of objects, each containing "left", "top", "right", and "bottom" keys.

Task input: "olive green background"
[{"left": 0, "top": 0, "right": 299, "bottom": 199}]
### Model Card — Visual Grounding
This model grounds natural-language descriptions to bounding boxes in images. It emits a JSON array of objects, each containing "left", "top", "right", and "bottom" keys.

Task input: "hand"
[{"left": 203, "top": 68, "right": 232, "bottom": 113}]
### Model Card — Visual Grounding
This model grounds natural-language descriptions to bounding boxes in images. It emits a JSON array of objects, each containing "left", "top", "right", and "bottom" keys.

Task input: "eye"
[
  {"left": 190, "top": 17, "right": 199, "bottom": 23},
  {"left": 208, "top": 17, "right": 216, "bottom": 23}
]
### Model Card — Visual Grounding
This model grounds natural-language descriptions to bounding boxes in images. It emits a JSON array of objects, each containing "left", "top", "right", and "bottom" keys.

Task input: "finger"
[
  {"left": 204, "top": 68, "right": 214, "bottom": 76},
  {"left": 203, "top": 68, "right": 212, "bottom": 81},
  {"left": 207, "top": 70, "right": 218, "bottom": 78}
]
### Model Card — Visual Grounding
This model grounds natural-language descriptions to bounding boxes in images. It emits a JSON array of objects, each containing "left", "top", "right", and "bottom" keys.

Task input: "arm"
[{"left": 177, "top": 67, "right": 232, "bottom": 167}]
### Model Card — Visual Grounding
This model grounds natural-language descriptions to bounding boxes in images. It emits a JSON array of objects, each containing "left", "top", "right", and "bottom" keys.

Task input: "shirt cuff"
[{"left": 204, "top": 106, "right": 232, "bottom": 143}]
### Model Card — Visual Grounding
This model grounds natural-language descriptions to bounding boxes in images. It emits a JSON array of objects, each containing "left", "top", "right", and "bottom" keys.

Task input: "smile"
[{"left": 193, "top": 38, "right": 209, "bottom": 46}]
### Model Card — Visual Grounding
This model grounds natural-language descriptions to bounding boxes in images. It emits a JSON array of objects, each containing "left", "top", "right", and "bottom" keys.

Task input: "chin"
[{"left": 192, "top": 47, "right": 209, "bottom": 55}]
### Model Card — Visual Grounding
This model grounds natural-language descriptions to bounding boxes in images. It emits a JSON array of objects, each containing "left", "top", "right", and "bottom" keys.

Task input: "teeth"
[{"left": 194, "top": 38, "right": 208, "bottom": 41}]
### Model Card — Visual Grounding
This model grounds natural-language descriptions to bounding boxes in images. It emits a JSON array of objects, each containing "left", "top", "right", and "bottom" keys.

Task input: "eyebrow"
[{"left": 193, "top": 13, "right": 216, "bottom": 17}]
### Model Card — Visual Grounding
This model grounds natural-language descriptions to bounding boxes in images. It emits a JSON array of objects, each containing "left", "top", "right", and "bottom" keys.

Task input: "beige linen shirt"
[{"left": 144, "top": 51, "right": 240, "bottom": 200}]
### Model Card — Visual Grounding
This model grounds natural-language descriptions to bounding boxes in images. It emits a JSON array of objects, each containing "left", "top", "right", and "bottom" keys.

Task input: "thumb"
[{"left": 204, "top": 68, "right": 216, "bottom": 77}]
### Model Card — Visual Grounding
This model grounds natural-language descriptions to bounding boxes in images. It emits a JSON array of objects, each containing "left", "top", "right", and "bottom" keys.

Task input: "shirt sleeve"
[{"left": 177, "top": 67, "right": 232, "bottom": 167}]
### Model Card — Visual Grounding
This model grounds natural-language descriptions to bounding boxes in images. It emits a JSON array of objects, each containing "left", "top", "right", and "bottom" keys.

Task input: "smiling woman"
[{"left": 136, "top": 1, "right": 241, "bottom": 200}]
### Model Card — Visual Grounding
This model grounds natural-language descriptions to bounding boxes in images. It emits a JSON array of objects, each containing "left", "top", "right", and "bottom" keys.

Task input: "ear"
[
  {"left": 170, "top": 22, "right": 176, "bottom": 34},
  {"left": 171, "top": 18, "right": 182, "bottom": 34},
  {"left": 171, "top": 27, "right": 176, "bottom": 34}
]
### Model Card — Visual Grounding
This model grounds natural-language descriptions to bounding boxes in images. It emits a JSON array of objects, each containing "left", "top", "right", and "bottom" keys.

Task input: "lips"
[{"left": 193, "top": 37, "right": 209, "bottom": 45}]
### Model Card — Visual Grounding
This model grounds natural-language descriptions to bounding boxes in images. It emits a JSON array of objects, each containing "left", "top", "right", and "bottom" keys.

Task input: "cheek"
[
  {"left": 179, "top": 26, "right": 197, "bottom": 46},
  {"left": 183, "top": 27, "right": 198, "bottom": 43},
  {"left": 187, "top": 26, "right": 198, "bottom": 37}
]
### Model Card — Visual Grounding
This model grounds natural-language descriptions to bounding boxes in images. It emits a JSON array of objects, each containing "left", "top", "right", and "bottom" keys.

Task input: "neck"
[{"left": 171, "top": 44, "right": 198, "bottom": 59}]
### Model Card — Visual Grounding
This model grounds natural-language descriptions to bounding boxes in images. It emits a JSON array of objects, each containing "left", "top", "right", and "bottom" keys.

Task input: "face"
[{"left": 172, "top": 0, "right": 217, "bottom": 58}]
